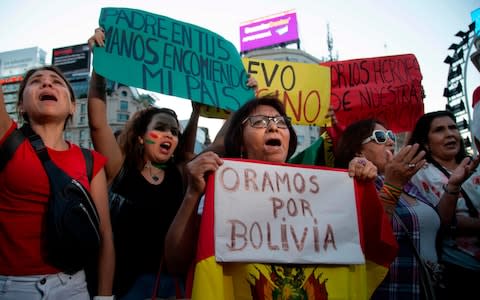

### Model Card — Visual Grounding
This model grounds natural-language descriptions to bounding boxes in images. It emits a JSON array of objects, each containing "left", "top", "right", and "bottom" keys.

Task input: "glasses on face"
[
  {"left": 362, "top": 130, "right": 396, "bottom": 144},
  {"left": 242, "top": 115, "right": 290, "bottom": 129}
]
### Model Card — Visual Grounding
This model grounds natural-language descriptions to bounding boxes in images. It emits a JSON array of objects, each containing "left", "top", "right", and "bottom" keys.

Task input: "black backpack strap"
[
  {"left": 21, "top": 124, "right": 94, "bottom": 184},
  {"left": 0, "top": 128, "right": 26, "bottom": 171},
  {"left": 80, "top": 148, "right": 93, "bottom": 182},
  {"left": 110, "top": 164, "right": 127, "bottom": 192}
]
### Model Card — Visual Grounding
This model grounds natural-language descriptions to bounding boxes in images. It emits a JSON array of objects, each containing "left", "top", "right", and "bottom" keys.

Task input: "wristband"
[
  {"left": 443, "top": 183, "right": 460, "bottom": 195},
  {"left": 93, "top": 296, "right": 115, "bottom": 300}
]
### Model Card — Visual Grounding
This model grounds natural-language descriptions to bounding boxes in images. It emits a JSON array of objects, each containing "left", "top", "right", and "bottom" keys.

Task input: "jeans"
[{"left": 0, "top": 270, "right": 89, "bottom": 300}]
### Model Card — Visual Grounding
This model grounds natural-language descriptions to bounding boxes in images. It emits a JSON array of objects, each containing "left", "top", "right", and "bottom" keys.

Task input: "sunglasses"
[
  {"left": 362, "top": 130, "right": 396, "bottom": 144},
  {"left": 242, "top": 115, "right": 290, "bottom": 129}
]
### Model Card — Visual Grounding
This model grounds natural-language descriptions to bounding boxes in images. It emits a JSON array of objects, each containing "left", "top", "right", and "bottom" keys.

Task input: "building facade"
[
  {"left": 0, "top": 47, "right": 47, "bottom": 122},
  {"left": 0, "top": 46, "right": 153, "bottom": 149}
]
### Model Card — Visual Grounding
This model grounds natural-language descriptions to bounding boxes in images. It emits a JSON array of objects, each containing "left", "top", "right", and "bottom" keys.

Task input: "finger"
[
  {"left": 348, "top": 158, "right": 365, "bottom": 177},
  {"left": 459, "top": 157, "right": 471, "bottom": 169},
  {"left": 392, "top": 145, "right": 411, "bottom": 162},
  {"left": 367, "top": 166, "right": 378, "bottom": 180},
  {"left": 410, "top": 150, "right": 426, "bottom": 164},
  {"left": 88, "top": 37, "right": 96, "bottom": 50},
  {"left": 403, "top": 143, "right": 420, "bottom": 162},
  {"left": 471, "top": 156, "right": 480, "bottom": 169},
  {"left": 406, "top": 159, "right": 426, "bottom": 176},
  {"left": 325, "top": 106, "right": 334, "bottom": 118}
]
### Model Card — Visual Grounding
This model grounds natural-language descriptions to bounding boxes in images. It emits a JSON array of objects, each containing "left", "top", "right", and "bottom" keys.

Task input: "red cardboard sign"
[{"left": 322, "top": 54, "right": 424, "bottom": 132}]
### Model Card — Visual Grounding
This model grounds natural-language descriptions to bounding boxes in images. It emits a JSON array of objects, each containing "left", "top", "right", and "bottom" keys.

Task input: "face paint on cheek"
[
  {"left": 149, "top": 132, "right": 159, "bottom": 139},
  {"left": 145, "top": 139, "right": 156, "bottom": 145}
]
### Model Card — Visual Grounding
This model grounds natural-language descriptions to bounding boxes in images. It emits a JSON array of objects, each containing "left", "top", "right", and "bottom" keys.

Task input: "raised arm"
[
  {"left": 438, "top": 156, "right": 480, "bottom": 227},
  {"left": 164, "top": 151, "right": 223, "bottom": 274},
  {"left": 181, "top": 101, "right": 201, "bottom": 162},
  {"left": 87, "top": 29, "right": 124, "bottom": 182},
  {"left": 0, "top": 83, "right": 13, "bottom": 141}
]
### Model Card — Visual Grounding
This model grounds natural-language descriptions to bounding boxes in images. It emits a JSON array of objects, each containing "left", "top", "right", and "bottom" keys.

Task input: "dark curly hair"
[{"left": 224, "top": 96, "right": 297, "bottom": 161}]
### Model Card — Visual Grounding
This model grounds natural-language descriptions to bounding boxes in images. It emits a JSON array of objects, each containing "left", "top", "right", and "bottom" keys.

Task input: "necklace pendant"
[{"left": 152, "top": 175, "right": 159, "bottom": 181}]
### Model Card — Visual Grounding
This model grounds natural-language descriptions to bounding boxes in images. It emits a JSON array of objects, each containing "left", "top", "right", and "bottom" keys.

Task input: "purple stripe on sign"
[{"left": 239, "top": 11, "right": 299, "bottom": 52}]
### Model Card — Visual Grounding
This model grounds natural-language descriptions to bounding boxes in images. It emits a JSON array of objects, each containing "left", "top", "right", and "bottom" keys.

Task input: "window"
[
  {"left": 4, "top": 93, "right": 17, "bottom": 102},
  {"left": 297, "top": 135, "right": 305, "bottom": 144},
  {"left": 120, "top": 100, "right": 128, "bottom": 111},
  {"left": 79, "top": 116, "right": 86, "bottom": 124},
  {"left": 117, "top": 114, "right": 129, "bottom": 122},
  {"left": 80, "top": 103, "right": 86, "bottom": 114},
  {"left": 2, "top": 83, "right": 20, "bottom": 93}
]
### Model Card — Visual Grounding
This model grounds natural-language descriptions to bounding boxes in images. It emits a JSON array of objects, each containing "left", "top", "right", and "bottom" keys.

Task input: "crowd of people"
[{"left": 0, "top": 27, "right": 479, "bottom": 300}]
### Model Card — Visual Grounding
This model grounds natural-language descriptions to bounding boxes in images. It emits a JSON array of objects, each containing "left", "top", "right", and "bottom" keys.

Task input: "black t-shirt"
[{"left": 113, "top": 163, "right": 184, "bottom": 293}]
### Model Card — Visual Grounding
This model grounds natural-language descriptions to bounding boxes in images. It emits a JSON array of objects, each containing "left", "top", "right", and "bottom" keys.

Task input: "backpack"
[{"left": 0, "top": 125, "right": 100, "bottom": 274}]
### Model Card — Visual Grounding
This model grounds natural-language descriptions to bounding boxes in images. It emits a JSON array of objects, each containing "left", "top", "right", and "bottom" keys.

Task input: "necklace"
[{"left": 145, "top": 161, "right": 167, "bottom": 182}]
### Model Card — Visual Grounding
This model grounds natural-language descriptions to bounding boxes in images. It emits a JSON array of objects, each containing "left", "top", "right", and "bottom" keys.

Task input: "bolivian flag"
[
  {"left": 289, "top": 131, "right": 335, "bottom": 167},
  {"left": 187, "top": 171, "right": 397, "bottom": 299}
]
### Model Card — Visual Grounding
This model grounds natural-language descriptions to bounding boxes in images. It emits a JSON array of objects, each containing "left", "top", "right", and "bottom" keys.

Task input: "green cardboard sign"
[{"left": 94, "top": 7, "right": 254, "bottom": 110}]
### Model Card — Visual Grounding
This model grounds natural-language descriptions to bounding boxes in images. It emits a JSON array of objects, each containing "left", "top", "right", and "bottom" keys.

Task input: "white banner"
[{"left": 214, "top": 159, "right": 364, "bottom": 264}]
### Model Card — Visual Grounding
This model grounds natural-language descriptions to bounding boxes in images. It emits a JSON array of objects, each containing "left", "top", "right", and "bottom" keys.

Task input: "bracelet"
[
  {"left": 383, "top": 182, "right": 402, "bottom": 193},
  {"left": 93, "top": 296, "right": 115, "bottom": 300},
  {"left": 443, "top": 183, "right": 460, "bottom": 195}
]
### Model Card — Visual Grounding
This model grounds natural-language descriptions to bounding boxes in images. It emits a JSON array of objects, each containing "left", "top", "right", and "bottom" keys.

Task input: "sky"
[{"left": 1, "top": 0, "right": 479, "bottom": 138}]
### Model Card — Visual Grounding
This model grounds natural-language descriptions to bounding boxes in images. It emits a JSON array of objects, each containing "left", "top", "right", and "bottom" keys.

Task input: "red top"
[{"left": 0, "top": 122, "right": 107, "bottom": 275}]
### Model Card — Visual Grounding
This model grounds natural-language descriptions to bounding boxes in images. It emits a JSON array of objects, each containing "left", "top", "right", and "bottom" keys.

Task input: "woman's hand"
[
  {"left": 186, "top": 151, "right": 223, "bottom": 195},
  {"left": 88, "top": 27, "right": 105, "bottom": 50},
  {"left": 384, "top": 144, "right": 426, "bottom": 188},
  {"left": 246, "top": 75, "right": 258, "bottom": 94},
  {"left": 325, "top": 105, "right": 338, "bottom": 127},
  {"left": 191, "top": 101, "right": 202, "bottom": 115},
  {"left": 348, "top": 157, "right": 378, "bottom": 181},
  {"left": 448, "top": 156, "right": 480, "bottom": 189}
]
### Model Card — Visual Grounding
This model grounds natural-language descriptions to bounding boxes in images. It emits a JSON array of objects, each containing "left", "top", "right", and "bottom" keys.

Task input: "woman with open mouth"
[{"left": 408, "top": 110, "right": 480, "bottom": 300}]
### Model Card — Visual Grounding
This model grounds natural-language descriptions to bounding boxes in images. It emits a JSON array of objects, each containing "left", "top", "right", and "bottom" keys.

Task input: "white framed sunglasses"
[{"left": 362, "top": 130, "right": 396, "bottom": 144}]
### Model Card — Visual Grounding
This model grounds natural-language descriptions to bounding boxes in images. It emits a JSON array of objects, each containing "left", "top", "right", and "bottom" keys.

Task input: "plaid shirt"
[{"left": 371, "top": 177, "right": 438, "bottom": 300}]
